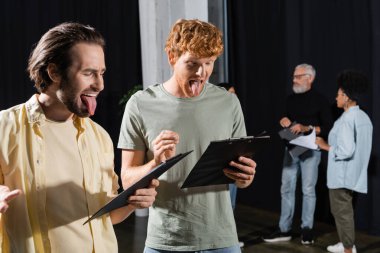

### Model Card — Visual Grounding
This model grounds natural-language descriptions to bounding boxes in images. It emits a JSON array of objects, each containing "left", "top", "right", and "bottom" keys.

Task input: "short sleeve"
[{"left": 118, "top": 95, "right": 147, "bottom": 151}]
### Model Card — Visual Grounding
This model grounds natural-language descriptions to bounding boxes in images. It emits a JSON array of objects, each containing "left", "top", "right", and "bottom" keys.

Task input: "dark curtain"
[
  {"left": 0, "top": 0, "right": 142, "bottom": 175},
  {"left": 227, "top": 0, "right": 379, "bottom": 235}
]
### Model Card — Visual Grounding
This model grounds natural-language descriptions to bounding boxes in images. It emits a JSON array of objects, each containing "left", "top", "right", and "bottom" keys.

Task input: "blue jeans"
[
  {"left": 229, "top": 183, "right": 237, "bottom": 210},
  {"left": 144, "top": 245, "right": 241, "bottom": 253},
  {"left": 279, "top": 148, "right": 321, "bottom": 232}
]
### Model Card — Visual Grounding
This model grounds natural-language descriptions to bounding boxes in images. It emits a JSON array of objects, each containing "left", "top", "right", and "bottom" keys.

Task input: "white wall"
[{"left": 139, "top": 0, "right": 208, "bottom": 88}]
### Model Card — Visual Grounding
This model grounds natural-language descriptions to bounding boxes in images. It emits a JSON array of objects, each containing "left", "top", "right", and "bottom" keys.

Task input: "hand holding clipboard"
[
  {"left": 181, "top": 135, "right": 270, "bottom": 189},
  {"left": 84, "top": 150, "right": 193, "bottom": 224}
]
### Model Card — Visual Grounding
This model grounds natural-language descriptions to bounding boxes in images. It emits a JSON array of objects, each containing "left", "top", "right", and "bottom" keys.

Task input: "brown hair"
[
  {"left": 164, "top": 19, "right": 223, "bottom": 60},
  {"left": 27, "top": 22, "right": 105, "bottom": 92}
]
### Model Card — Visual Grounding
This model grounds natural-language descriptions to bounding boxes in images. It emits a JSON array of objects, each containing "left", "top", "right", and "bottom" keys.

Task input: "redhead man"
[{"left": 118, "top": 19, "right": 256, "bottom": 253}]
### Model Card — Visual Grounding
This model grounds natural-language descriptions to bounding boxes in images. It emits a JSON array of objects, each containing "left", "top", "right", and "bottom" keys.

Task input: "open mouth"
[
  {"left": 80, "top": 93, "right": 97, "bottom": 116},
  {"left": 189, "top": 80, "right": 203, "bottom": 96}
]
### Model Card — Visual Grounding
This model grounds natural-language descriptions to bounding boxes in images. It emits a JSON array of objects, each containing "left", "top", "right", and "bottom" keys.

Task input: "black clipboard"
[
  {"left": 181, "top": 136, "right": 270, "bottom": 189},
  {"left": 278, "top": 123, "right": 309, "bottom": 158},
  {"left": 83, "top": 150, "right": 193, "bottom": 225}
]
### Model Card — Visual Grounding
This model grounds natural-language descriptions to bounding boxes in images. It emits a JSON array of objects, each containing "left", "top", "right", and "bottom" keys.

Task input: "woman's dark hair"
[
  {"left": 337, "top": 69, "right": 369, "bottom": 103},
  {"left": 28, "top": 22, "right": 105, "bottom": 92}
]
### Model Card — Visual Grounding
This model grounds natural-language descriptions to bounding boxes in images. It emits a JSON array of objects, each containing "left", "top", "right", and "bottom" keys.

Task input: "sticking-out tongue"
[
  {"left": 190, "top": 81, "right": 201, "bottom": 96},
  {"left": 80, "top": 95, "right": 97, "bottom": 116}
]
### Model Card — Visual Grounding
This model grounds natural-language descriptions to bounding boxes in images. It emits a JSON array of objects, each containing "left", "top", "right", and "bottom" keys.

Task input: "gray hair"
[{"left": 295, "top": 63, "right": 316, "bottom": 78}]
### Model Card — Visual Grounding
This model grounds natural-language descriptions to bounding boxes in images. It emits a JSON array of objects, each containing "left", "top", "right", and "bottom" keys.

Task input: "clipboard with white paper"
[
  {"left": 289, "top": 128, "right": 318, "bottom": 150},
  {"left": 83, "top": 150, "right": 193, "bottom": 225},
  {"left": 181, "top": 136, "right": 270, "bottom": 189},
  {"left": 278, "top": 123, "right": 317, "bottom": 158}
]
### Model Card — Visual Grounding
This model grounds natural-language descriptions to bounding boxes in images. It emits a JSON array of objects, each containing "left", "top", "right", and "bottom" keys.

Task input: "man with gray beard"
[{"left": 263, "top": 63, "right": 333, "bottom": 246}]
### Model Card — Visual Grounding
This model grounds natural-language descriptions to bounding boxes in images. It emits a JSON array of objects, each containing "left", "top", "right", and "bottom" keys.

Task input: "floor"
[{"left": 114, "top": 204, "right": 380, "bottom": 253}]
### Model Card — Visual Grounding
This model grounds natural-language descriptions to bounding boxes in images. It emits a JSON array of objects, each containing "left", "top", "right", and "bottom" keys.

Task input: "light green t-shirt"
[{"left": 118, "top": 83, "right": 247, "bottom": 251}]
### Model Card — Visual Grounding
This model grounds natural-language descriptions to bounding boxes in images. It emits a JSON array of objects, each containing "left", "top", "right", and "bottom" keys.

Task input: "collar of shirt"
[{"left": 25, "top": 94, "right": 85, "bottom": 135}]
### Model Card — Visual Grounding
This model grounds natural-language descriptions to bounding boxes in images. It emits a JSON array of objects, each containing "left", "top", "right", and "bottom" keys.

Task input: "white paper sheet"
[{"left": 289, "top": 128, "right": 318, "bottom": 150}]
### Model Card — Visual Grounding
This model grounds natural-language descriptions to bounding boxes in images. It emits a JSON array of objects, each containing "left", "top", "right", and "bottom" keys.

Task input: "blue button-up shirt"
[{"left": 327, "top": 106, "right": 373, "bottom": 193}]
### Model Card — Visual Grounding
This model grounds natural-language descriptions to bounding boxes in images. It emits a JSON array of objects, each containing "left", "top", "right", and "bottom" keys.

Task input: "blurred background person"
[
  {"left": 263, "top": 63, "right": 333, "bottom": 245},
  {"left": 316, "top": 70, "right": 373, "bottom": 253}
]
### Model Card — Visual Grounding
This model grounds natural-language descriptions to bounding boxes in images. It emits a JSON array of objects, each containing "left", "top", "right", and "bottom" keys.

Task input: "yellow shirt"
[
  {"left": 42, "top": 118, "right": 93, "bottom": 252},
  {"left": 0, "top": 95, "right": 119, "bottom": 253}
]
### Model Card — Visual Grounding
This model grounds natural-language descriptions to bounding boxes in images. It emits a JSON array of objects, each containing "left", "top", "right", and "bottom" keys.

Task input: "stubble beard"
[{"left": 59, "top": 78, "right": 90, "bottom": 118}]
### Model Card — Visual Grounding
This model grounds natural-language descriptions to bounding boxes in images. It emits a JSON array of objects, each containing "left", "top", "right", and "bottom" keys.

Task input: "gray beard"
[{"left": 293, "top": 84, "right": 309, "bottom": 94}]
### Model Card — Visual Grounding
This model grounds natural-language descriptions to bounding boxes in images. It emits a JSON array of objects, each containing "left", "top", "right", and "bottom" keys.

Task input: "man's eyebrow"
[{"left": 82, "top": 67, "right": 106, "bottom": 72}]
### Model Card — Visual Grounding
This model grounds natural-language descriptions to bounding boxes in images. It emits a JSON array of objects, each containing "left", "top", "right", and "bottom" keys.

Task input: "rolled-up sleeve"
[{"left": 331, "top": 120, "right": 355, "bottom": 160}]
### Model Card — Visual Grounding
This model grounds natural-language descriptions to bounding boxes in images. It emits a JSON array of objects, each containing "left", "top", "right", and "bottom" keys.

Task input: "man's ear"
[
  {"left": 46, "top": 63, "right": 61, "bottom": 83},
  {"left": 308, "top": 75, "right": 315, "bottom": 87},
  {"left": 167, "top": 51, "right": 177, "bottom": 66}
]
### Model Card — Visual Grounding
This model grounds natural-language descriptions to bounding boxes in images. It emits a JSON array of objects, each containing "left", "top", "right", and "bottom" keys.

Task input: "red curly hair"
[{"left": 165, "top": 19, "right": 224, "bottom": 60}]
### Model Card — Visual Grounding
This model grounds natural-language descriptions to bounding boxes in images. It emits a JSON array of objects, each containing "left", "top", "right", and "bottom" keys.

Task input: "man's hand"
[
  {"left": 279, "top": 117, "right": 292, "bottom": 128},
  {"left": 152, "top": 130, "right": 179, "bottom": 166},
  {"left": 223, "top": 156, "right": 257, "bottom": 188},
  {"left": 289, "top": 123, "right": 310, "bottom": 134},
  {"left": 0, "top": 186, "right": 21, "bottom": 213},
  {"left": 110, "top": 179, "right": 159, "bottom": 224},
  {"left": 128, "top": 179, "right": 159, "bottom": 209}
]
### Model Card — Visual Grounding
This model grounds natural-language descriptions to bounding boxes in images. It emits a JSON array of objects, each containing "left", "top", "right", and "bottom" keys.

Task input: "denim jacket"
[{"left": 327, "top": 106, "right": 373, "bottom": 193}]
